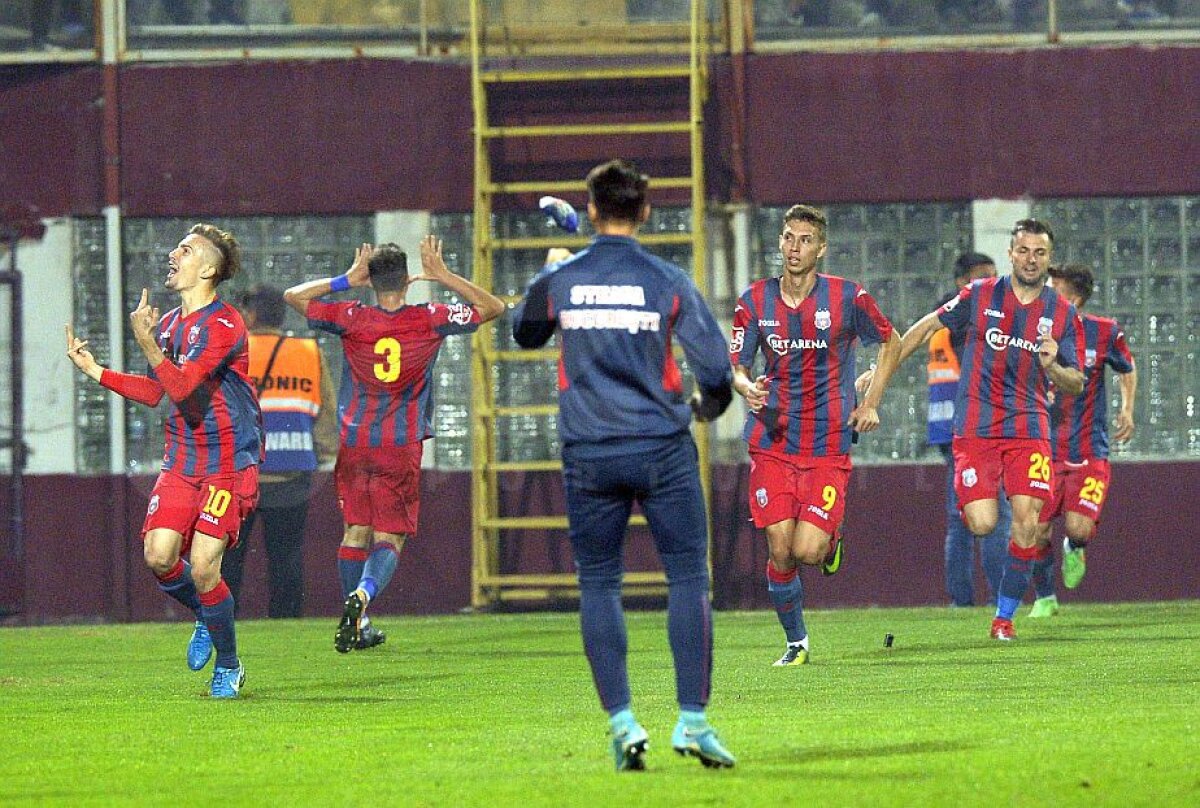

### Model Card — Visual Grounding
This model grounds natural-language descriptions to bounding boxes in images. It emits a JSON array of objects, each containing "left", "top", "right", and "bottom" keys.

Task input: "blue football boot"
[
  {"left": 672, "top": 719, "right": 736, "bottom": 769},
  {"left": 611, "top": 722, "right": 649, "bottom": 772},
  {"left": 187, "top": 620, "right": 213, "bottom": 671},
  {"left": 210, "top": 663, "right": 245, "bottom": 699}
]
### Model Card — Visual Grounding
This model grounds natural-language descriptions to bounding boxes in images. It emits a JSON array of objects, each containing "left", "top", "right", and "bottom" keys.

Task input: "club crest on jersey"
[
  {"left": 1085, "top": 348, "right": 1097, "bottom": 368},
  {"left": 1037, "top": 317, "right": 1054, "bottom": 336},
  {"left": 446, "top": 303, "right": 474, "bottom": 326},
  {"left": 730, "top": 327, "right": 745, "bottom": 354},
  {"left": 815, "top": 309, "right": 831, "bottom": 330},
  {"left": 756, "top": 487, "right": 768, "bottom": 507},
  {"left": 961, "top": 468, "right": 978, "bottom": 488},
  {"left": 147, "top": 494, "right": 160, "bottom": 515},
  {"left": 188, "top": 325, "right": 201, "bottom": 345}
]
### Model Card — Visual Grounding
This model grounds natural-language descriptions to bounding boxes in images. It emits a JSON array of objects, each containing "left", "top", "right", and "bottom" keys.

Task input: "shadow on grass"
[{"left": 754, "top": 739, "right": 972, "bottom": 773}]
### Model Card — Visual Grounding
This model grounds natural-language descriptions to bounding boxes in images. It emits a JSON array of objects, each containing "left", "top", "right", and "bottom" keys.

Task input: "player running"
[
  {"left": 895, "top": 219, "right": 1084, "bottom": 640},
  {"left": 1027, "top": 263, "right": 1137, "bottom": 616},
  {"left": 66, "top": 223, "right": 262, "bottom": 698},
  {"left": 731, "top": 204, "right": 901, "bottom": 667},
  {"left": 284, "top": 236, "right": 503, "bottom": 653}
]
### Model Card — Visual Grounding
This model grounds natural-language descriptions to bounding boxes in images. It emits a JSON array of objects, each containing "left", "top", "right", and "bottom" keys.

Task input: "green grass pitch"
[{"left": 2, "top": 601, "right": 1197, "bottom": 806}]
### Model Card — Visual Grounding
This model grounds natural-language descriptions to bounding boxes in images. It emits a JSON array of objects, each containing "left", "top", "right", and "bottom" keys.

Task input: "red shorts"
[
  {"left": 1039, "top": 457, "right": 1111, "bottom": 526},
  {"left": 747, "top": 450, "right": 851, "bottom": 534},
  {"left": 952, "top": 436, "right": 1054, "bottom": 508},
  {"left": 335, "top": 442, "right": 423, "bottom": 534},
  {"left": 142, "top": 466, "right": 260, "bottom": 552}
]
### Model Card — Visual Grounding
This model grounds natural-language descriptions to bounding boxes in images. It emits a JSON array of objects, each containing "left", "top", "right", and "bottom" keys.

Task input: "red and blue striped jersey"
[
  {"left": 731, "top": 275, "right": 894, "bottom": 457},
  {"left": 307, "top": 299, "right": 483, "bottom": 448},
  {"left": 937, "top": 276, "right": 1082, "bottom": 440},
  {"left": 1050, "top": 313, "right": 1134, "bottom": 462},
  {"left": 152, "top": 299, "right": 262, "bottom": 474}
]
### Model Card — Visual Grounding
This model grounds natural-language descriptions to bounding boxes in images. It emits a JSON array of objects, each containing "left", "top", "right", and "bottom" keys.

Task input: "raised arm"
[
  {"left": 414, "top": 235, "right": 505, "bottom": 323},
  {"left": 283, "top": 243, "right": 373, "bottom": 316},
  {"left": 67, "top": 322, "right": 165, "bottom": 407}
]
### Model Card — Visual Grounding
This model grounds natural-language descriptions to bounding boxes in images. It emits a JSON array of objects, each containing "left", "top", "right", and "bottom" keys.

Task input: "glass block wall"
[
  {"left": 1032, "top": 197, "right": 1200, "bottom": 459},
  {"left": 72, "top": 218, "right": 112, "bottom": 473},
  {"left": 69, "top": 197, "right": 1200, "bottom": 473},
  {"left": 745, "top": 202, "right": 974, "bottom": 464}
]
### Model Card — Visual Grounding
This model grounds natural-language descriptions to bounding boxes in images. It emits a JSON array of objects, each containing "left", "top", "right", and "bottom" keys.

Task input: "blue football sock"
[
  {"left": 199, "top": 580, "right": 239, "bottom": 670},
  {"left": 666, "top": 574, "right": 712, "bottom": 713},
  {"left": 359, "top": 542, "right": 400, "bottom": 603},
  {"left": 580, "top": 585, "right": 630, "bottom": 713},
  {"left": 156, "top": 559, "right": 201, "bottom": 619},
  {"left": 1031, "top": 548, "right": 1056, "bottom": 599},
  {"left": 679, "top": 709, "right": 707, "bottom": 728},
  {"left": 337, "top": 546, "right": 368, "bottom": 599},
  {"left": 767, "top": 562, "right": 807, "bottom": 644},
  {"left": 996, "top": 543, "right": 1035, "bottom": 621}
]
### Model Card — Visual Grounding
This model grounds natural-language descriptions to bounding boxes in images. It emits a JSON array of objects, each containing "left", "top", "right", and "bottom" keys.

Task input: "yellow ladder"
[{"left": 468, "top": 1, "right": 714, "bottom": 607}]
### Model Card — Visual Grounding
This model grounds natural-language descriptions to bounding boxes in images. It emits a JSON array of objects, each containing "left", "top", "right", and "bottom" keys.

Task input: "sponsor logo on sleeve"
[
  {"left": 730, "top": 327, "right": 745, "bottom": 354},
  {"left": 446, "top": 303, "right": 474, "bottom": 326}
]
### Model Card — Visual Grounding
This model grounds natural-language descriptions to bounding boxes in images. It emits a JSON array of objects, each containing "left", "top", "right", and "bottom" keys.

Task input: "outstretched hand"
[
  {"left": 129, "top": 288, "right": 159, "bottom": 345},
  {"left": 409, "top": 235, "right": 454, "bottom": 287},
  {"left": 65, "top": 323, "right": 100, "bottom": 377},
  {"left": 345, "top": 243, "right": 373, "bottom": 288}
]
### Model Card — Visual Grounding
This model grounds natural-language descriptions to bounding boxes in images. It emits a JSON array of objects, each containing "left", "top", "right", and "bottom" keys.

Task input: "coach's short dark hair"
[
  {"left": 783, "top": 204, "right": 828, "bottom": 244},
  {"left": 586, "top": 159, "right": 649, "bottom": 223},
  {"left": 1049, "top": 263, "right": 1095, "bottom": 307},
  {"left": 1010, "top": 218, "right": 1055, "bottom": 247},
  {"left": 953, "top": 251, "right": 994, "bottom": 280},
  {"left": 190, "top": 223, "right": 241, "bottom": 285},
  {"left": 240, "top": 284, "right": 286, "bottom": 328},
  {"left": 368, "top": 243, "right": 408, "bottom": 293}
]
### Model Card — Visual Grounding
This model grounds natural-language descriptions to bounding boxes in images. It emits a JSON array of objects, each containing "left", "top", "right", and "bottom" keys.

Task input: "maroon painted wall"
[
  {"left": 3, "top": 46, "right": 1198, "bottom": 217},
  {"left": 733, "top": 47, "right": 1200, "bottom": 204},
  {"left": 0, "top": 65, "right": 105, "bottom": 217},
  {"left": 3, "top": 461, "right": 1196, "bottom": 624}
]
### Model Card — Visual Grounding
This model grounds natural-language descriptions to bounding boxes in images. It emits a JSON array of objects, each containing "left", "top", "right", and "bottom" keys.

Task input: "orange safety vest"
[
  {"left": 926, "top": 327, "right": 961, "bottom": 445},
  {"left": 249, "top": 333, "right": 324, "bottom": 473}
]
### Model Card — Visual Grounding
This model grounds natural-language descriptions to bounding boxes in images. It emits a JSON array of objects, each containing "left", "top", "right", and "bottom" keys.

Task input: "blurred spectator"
[
  {"left": 160, "top": 0, "right": 246, "bottom": 24},
  {"left": 29, "top": 0, "right": 88, "bottom": 49},
  {"left": 223, "top": 284, "right": 337, "bottom": 618}
]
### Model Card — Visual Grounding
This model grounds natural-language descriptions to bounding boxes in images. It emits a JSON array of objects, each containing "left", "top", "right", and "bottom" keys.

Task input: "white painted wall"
[
  {"left": 15, "top": 219, "right": 77, "bottom": 473},
  {"left": 972, "top": 199, "right": 1032, "bottom": 276}
]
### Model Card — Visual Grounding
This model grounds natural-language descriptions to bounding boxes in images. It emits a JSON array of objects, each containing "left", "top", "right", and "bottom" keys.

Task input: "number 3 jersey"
[{"left": 306, "top": 299, "right": 483, "bottom": 448}]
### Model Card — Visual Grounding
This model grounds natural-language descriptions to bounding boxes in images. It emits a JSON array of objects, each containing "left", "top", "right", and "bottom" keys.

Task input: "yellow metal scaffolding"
[{"left": 468, "top": 1, "right": 714, "bottom": 607}]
